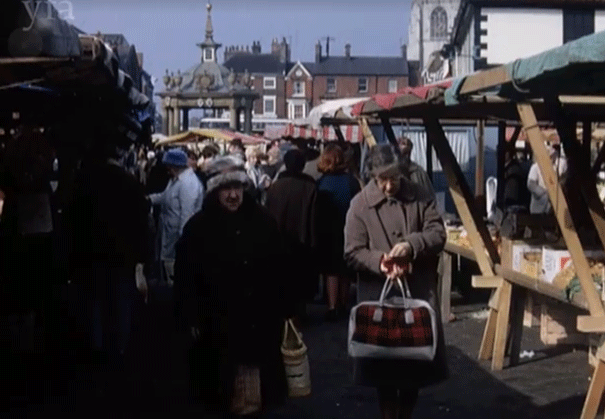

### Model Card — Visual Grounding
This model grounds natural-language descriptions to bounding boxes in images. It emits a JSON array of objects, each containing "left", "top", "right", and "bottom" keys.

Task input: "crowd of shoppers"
[{"left": 2, "top": 132, "right": 450, "bottom": 419}]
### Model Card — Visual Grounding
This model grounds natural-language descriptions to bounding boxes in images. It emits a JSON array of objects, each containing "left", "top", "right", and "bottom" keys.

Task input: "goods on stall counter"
[
  {"left": 560, "top": 262, "right": 605, "bottom": 300},
  {"left": 521, "top": 251, "right": 542, "bottom": 279},
  {"left": 445, "top": 227, "right": 501, "bottom": 254},
  {"left": 543, "top": 248, "right": 605, "bottom": 287}
]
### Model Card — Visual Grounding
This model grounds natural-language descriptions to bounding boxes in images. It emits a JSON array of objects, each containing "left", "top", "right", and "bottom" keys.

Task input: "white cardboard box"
[
  {"left": 541, "top": 247, "right": 605, "bottom": 284},
  {"left": 511, "top": 243, "right": 542, "bottom": 274}
]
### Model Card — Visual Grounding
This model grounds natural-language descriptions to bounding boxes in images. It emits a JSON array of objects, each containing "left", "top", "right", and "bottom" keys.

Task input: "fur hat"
[
  {"left": 162, "top": 148, "right": 188, "bottom": 167},
  {"left": 205, "top": 155, "right": 251, "bottom": 195}
]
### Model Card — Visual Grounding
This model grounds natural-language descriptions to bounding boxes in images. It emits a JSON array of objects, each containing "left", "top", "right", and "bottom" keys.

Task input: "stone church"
[{"left": 407, "top": 0, "right": 460, "bottom": 85}]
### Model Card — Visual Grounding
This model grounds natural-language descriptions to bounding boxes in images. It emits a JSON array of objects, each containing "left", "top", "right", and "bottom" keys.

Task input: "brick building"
[
  {"left": 223, "top": 38, "right": 290, "bottom": 119},
  {"left": 284, "top": 41, "right": 409, "bottom": 120}
]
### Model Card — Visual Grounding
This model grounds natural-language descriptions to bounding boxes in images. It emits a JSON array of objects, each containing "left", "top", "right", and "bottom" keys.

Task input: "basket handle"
[{"left": 282, "top": 318, "right": 303, "bottom": 347}]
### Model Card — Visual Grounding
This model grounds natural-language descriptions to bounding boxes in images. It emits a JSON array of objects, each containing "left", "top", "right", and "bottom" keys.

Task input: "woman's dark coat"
[
  {"left": 265, "top": 171, "right": 319, "bottom": 300},
  {"left": 316, "top": 172, "right": 361, "bottom": 275},
  {"left": 174, "top": 193, "right": 292, "bottom": 412}
]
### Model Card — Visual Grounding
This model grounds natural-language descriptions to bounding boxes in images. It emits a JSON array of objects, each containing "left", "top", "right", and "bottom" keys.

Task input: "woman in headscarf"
[
  {"left": 344, "top": 144, "right": 448, "bottom": 419},
  {"left": 174, "top": 155, "right": 293, "bottom": 417}
]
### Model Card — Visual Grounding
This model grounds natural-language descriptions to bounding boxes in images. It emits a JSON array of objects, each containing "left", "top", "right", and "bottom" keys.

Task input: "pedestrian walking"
[
  {"left": 174, "top": 155, "right": 293, "bottom": 417},
  {"left": 148, "top": 148, "right": 204, "bottom": 286},
  {"left": 316, "top": 143, "right": 361, "bottom": 321},
  {"left": 396, "top": 136, "right": 435, "bottom": 202},
  {"left": 265, "top": 148, "right": 319, "bottom": 322},
  {"left": 67, "top": 141, "right": 151, "bottom": 403},
  {"left": 344, "top": 144, "right": 448, "bottom": 419},
  {"left": 197, "top": 144, "right": 220, "bottom": 188},
  {"left": 245, "top": 145, "right": 272, "bottom": 202}
]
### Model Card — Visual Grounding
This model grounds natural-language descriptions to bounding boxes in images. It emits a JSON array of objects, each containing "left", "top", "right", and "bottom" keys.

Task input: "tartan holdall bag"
[{"left": 348, "top": 276, "right": 438, "bottom": 361}]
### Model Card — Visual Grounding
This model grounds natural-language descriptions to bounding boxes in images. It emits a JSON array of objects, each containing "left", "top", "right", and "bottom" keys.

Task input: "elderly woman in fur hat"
[
  {"left": 174, "top": 155, "right": 293, "bottom": 418},
  {"left": 344, "top": 144, "right": 448, "bottom": 419}
]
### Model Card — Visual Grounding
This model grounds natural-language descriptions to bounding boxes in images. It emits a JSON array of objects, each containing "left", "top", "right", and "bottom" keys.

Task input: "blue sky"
[{"left": 70, "top": 0, "right": 412, "bottom": 88}]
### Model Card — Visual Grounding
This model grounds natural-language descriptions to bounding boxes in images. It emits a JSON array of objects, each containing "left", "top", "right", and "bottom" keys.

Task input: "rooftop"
[
  {"left": 302, "top": 56, "right": 408, "bottom": 76},
  {"left": 224, "top": 54, "right": 287, "bottom": 75}
]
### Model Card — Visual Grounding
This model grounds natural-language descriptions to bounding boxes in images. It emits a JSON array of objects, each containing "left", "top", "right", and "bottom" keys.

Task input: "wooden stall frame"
[
  {"left": 423, "top": 116, "right": 506, "bottom": 370},
  {"left": 359, "top": 70, "right": 605, "bottom": 416}
]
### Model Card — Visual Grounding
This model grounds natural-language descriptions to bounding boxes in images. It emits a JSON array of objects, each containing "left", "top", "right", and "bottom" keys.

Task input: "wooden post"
[
  {"left": 497, "top": 121, "right": 506, "bottom": 208},
  {"left": 581, "top": 360, "right": 605, "bottom": 419},
  {"left": 333, "top": 124, "right": 346, "bottom": 143},
  {"left": 440, "top": 252, "right": 453, "bottom": 324},
  {"left": 492, "top": 280, "right": 513, "bottom": 371},
  {"left": 508, "top": 286, "right": 526, "bottom": 366},
  {"left": 424, "top": 116, "right": 500, "bottom": 272},
  {"left": 593, "top": 142, "right": 605, "bottom": 175},
  {"left": 545, "top": 98, "right": 605, "bottom": 267},
  {"left": 381, "top": 115, "right": 401, "bottom": 158},
  {"left": 476, "top": 119, "right": 486, "bottom": 214},
  {"left": 424, "top": 116, "right": 504, "bottom": 366},
  {"left": 426, "top": 135, "right": 434, "bottom": 183},
  {"left": 359, "top": 117, "right": 377, "bottom": 147},
  {"left": 500, "top": 237, "right": 525, "bottom": 365},
  {"left": 584, "top": 120, "right": 592, "bottom": 165},
  {"left": 518, "top": 103, "right": 605, "bottom": 318}
]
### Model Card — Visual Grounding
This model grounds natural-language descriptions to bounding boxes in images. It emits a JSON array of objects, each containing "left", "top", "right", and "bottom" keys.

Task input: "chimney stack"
[
  {"left": 345, "top": 43, "right": 351, "bottom": 58},
  {"left": 315, "top": 41, "right": 322, "bottom": 63},
  {"left": 401, "top": 44, "right": 407, "bottom": 60}
]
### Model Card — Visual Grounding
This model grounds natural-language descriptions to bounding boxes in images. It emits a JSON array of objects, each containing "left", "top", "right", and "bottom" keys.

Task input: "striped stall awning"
[
  {"left": 352, "top": 80, "right": 454, "bottom": 116},
  {"left": 282, "top": 123, "right": 364, "bottom": 143}
]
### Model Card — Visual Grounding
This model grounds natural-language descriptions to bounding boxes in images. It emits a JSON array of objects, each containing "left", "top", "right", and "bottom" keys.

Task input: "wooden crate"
[{"left": 540, "top": 301, "right": 588, "bottom": 346}]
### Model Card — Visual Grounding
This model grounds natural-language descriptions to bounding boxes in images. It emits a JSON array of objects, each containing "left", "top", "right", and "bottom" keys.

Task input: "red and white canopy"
[
  {"left": 264, "top": 97, "right": 370, "bottom": 142},
  {"left": 351, "top": 80, "right": 454, "bottom": 116},
  {"left": 281, "top": 124, "right": 364, "bottom": 143}
]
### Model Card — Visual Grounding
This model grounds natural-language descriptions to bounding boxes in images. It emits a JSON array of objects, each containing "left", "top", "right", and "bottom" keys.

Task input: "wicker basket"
[{"left": 281, "top": 319, "right": 311, "bottom": 397}]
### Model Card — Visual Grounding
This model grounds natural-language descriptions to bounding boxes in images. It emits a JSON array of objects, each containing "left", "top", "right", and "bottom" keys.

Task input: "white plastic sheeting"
[{"left": 392, "top": 126, "right": 474, "bottom": 172}]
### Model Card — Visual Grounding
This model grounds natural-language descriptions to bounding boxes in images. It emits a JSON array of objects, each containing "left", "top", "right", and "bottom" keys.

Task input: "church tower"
[{"left": 407, "top": 0, "right": 460, "bottom": 84}]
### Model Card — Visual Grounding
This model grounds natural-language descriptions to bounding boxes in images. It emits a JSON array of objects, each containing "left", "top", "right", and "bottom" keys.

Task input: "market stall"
[
  {"left": 267, "top": 97, "right": 372, "bottom": 143},
  {"left": 154, "top": 128, "right": 267, "bottom": 147},
  {"left": 354, "top": 30, "right": 605, "bottom": 419}
]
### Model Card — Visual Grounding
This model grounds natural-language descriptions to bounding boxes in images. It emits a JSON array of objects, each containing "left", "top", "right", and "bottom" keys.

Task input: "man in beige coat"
[{"left": 344, "top": 144, "right": 447, "bottom": 419}]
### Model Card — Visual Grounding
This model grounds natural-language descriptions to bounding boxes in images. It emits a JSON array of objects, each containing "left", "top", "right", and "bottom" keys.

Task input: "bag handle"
[
  {"left": 282, "top": 318, "right": 303, "bottom": 347},
  {"left": 378, "top": 274, "right": 413, "bottom": 305}
]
